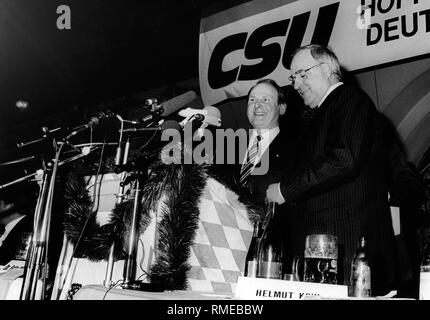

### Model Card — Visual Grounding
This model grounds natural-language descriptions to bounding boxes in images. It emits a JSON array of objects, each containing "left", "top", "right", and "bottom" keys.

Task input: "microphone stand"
[
  {"left": 121, "top": 170, "right": 144, "bottom": 289},
  {"left": 103, "top": 117, "right": 131, "bottom": 287},
  {"left": 17, "top": 124, "right": 103, "bottom": 300},
  {"left": 0, "top": 171, "right": 42, "bottom": 191},
  {"left": 107, "top": 117, "right": 164, "bottom": 291},
  {"left": 20, "top": 141, "right": 65, "bottom": 300},
  {"left": 48, "top": 144, "right": 108, "bottom": 300},
  {"left": 0, "top": 155, "right": 36, "bottom": 167}
]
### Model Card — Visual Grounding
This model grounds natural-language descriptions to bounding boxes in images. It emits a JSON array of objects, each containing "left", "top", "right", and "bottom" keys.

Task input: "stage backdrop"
[{"left": 199, "top": 0, "right": 430, "bottom": 105}]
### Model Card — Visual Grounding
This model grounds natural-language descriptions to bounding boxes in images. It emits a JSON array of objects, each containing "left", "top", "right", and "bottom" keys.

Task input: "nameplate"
[{"left": 235, "top": 276, "right": 348, "bottom": 300}]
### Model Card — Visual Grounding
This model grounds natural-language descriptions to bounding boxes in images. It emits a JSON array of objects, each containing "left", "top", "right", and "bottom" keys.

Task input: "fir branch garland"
[
  {"left": 148, "top": 164, "right": 208, "bottom": 290},
  {"left": 61, "top": 159, "right": 259, "bottom": 289}
]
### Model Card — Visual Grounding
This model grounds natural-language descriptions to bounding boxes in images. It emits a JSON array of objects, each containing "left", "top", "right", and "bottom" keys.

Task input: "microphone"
[
  {"left": 17, "top": 127, "right": 62, "bottom": 148},
  {"left": 178, "top": 106, "right": 221, "bottom": 127},
  {"left": 114, "top": 121, "right": 182, "bottom": 173},
  {"left": 138, "top": 91, "right": 197, "bottom": 126},
  {"left": 160, "top": 91, "right": 197, "bottom": 117},
  {"left": 114, "top": 148, "right": 163, "bottom": 174},
  {"left": 120, "top": 120, "right": 181, "bottom": 133},
  {"left": 66, "top": 110, "right": 115, "bottom": 139},
  {"left": 139, "top": 108, "right": 164, "bottom": 127}
]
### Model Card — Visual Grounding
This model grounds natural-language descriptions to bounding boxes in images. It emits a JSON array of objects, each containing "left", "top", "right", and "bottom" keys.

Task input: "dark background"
[{"left": 0, "top": 0, "right": 252, "bottom": 183}]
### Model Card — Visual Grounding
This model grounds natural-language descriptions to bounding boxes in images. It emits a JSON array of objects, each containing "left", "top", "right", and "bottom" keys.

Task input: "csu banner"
[{"left": 199, "top": 0, "right": 430, "bottom": 105}]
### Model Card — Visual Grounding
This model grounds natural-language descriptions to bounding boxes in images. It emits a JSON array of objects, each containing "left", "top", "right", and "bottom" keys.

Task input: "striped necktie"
[{"left": 239, "top": 135, "right": 261, "bottom": 187}]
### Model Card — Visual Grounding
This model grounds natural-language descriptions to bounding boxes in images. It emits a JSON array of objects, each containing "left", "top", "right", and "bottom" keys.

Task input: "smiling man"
[
  {"left": 212, "top": 78, "right": 295, "bottom": 206},
  {"left": 238, "top": 79, "right": 288, "bottom": 199},
  {"left": 236, "top": 79, "right": 304, "bottom": 278},
  {"left": 266, "top": 44, "right": 399, "bottom": 296},
  {"left": 206, "top": 78, "right": 303, "bottom": 279},
  {"left": 247, "top": 79, "right": 286, "bottom": 130}
]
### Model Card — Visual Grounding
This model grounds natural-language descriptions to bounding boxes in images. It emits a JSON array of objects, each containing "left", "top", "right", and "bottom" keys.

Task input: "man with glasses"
[{"left": 266, "top": 44, "right": 399, "bottom": 296}]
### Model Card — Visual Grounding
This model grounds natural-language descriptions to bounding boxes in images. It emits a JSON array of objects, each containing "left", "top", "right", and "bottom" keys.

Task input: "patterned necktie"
[{"left": 239, "top": 135, "right": 261, "bottom": 187}]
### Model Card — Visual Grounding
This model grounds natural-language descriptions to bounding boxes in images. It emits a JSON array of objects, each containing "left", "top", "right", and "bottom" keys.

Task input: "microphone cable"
[
  {"left": 102, "top": 278, "right": 125, "bottom": 300},
  {"left": 56, "top": 141, "right": 108, "bottom": 299},
  {"left": 88, "top": 139, "right": 107, "bottom": 214},
  {"left": 71, "top": 140, "right": 107, "bottom": 257},
  {"left": 136, "top": 126, "right": 160, "bottom": 153}
]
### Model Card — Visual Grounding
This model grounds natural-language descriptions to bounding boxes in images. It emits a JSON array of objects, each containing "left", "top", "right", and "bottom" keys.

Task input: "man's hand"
[{"left": 266, "top": 183, "right": 285, "bottom": 204}]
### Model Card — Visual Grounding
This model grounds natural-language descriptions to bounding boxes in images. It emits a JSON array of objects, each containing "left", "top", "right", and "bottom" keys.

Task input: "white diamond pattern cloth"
[{"left": 187, "top": 178, "right": 253, "bottom": 293}]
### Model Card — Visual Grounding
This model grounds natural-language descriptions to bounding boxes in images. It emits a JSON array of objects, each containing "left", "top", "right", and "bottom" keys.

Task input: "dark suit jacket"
[
  {"left": 247, "top": 132, "right": 296, "bottom": 206},
  {"left": 211, "top": 126, "right": 299, "bottom": 203},
  {"left": 279, "top": 84, "right": 398, "bottom": 295},
  {"left": 208, "top": 124, "right": 301, "bottom": 273},
  {"left": 249, "top": 131, "right": 303, "bottom": 274}
]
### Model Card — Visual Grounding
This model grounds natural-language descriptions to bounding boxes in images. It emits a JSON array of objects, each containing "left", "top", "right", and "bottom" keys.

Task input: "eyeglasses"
[{"left": 288, "top": 62, "right": 323, "bottom": 83}]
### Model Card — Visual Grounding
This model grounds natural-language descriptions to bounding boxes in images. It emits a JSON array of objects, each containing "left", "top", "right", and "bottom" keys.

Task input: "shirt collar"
[
  {"left": 248, "top": 126, "right": 280, "bottom": 163},
  {"left": 318, "top": 82, "right": 343, "bottom": 108},
  {"left": 250, "top": 126, "right": 280, "bottom": 142}
]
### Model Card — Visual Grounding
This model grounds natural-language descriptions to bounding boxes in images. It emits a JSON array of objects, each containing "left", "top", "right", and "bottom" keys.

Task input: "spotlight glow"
[{"left": 16, "top": 100, "right": 29, "bottom": 109}]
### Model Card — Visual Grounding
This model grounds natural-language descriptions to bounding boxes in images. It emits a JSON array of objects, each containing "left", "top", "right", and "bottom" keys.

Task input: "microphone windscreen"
[
  {"left": 160, "top": 91, "right": 197, "bottom": 116},
  {"left": 203, "top": 106, "right": 222, "bottom": 127}
]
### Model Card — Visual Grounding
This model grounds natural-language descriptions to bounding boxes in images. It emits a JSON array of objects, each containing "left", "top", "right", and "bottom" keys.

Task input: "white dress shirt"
[{"left": 243, "top": 126, "right": 280, "bottom": 167}]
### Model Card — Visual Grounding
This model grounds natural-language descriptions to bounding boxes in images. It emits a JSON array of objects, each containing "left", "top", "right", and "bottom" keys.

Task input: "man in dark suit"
[
  {"left": 240, "top": 79, "right": 287, "bottom": 204},
  {"left": 266, "top": 44, "right": 399, "bottom": 296},
  {"left": 210, "top": 79, "right": 301, "bottom": 206},
  {"left": 209, "top": 79, "right": 302, "bottom": 275}
]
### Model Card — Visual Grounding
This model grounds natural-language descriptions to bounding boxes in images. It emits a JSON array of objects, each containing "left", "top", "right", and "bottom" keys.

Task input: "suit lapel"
[{"left": 314, "top": 84, "right": 343, "bottom": 116}]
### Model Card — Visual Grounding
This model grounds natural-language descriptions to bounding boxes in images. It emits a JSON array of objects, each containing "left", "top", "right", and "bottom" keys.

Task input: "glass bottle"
[
  {"left": 419, "top": 241, "right": 430, "bottom": 300},
  {"left": 257, "top": 202, "right": 283, "bottom": 279},
  {"left": 350, "top": 236, "right": 371, "bottom": 298},
  {"left": 244, "top": 221, "right": 262, "bottom": 277}
]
